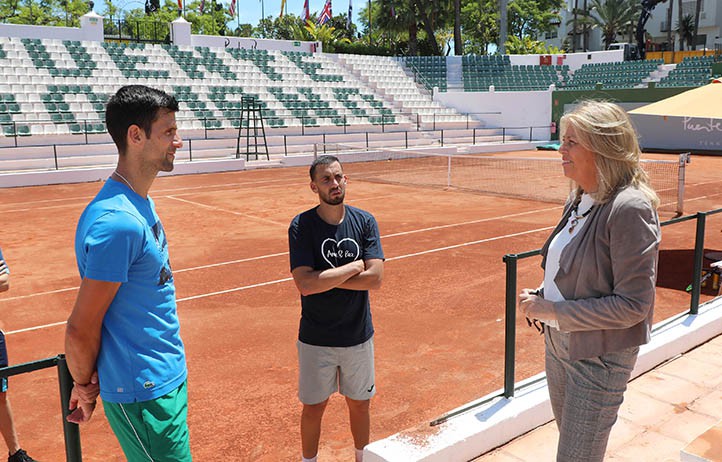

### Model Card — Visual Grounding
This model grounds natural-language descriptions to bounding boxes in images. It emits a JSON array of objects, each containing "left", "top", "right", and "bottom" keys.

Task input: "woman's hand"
[{"left": 519, "top": 288, "right": 558, "bottom": 322}]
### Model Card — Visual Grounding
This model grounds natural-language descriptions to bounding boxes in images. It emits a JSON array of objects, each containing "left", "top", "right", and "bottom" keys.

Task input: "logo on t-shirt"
[
  {"left": 152, "top": 221, "right": 173, "bottom": 286},
  {"left": 321, "top": 238, "right": 360, "bottom": 268}
]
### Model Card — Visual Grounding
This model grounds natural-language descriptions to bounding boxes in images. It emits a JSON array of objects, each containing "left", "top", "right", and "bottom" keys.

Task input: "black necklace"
[{"left": 568, "top": 203, "right": 594, "bottom": 233}]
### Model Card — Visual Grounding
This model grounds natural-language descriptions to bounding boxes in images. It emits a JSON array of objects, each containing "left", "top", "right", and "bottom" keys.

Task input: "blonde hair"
[{"left": 560, "top": 100, "right": 660, "bottom": 208}]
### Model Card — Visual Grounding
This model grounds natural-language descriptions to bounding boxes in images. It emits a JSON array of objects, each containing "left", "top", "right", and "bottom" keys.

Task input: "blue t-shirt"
[
  {"left": 75, "top": 178, "right": 187, "bottom": 404},
  {"left": 289, "top": 205, "right": 384, "bottom": 347}
]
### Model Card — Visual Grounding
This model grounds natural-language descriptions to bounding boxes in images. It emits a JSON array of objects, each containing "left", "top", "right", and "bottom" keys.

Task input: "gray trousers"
[{"left": 545, "top": 327, "right": 639, "bottom": 462}]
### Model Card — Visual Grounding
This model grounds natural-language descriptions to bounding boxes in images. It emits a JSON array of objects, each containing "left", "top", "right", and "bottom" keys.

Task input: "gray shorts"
[{"left": 297, "top": 337, "right": 375, "bottom": 405}]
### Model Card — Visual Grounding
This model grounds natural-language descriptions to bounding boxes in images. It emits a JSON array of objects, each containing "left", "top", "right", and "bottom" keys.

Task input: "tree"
[
  {"left": 461, "top": 0, "right": 498, "bottom": 54},
  {"left": 692, "top": 0, "right": 702, "bottom": 50},
  {"left": 580, "top": 0, "right": 635, "bottom": 49},
  {"left": 254, "top": 13, "right": 303, "bottom": 40},
  {"left": 665, "top": 0, "right": 673, "bottom": 50},
  {"left": 507, "top": 0, "right": 564, "bottom": 40},
  {"left": 675, "top": 13, "right": 694, "bottom": 50},
  {"left": 505, "top": 35, "right": 562, "bottom": 54},
  {"left": 303, "top": 20, "right": 350, "bottom": 52},
  {"left": 453, "top": 0, "right": 462, "bottom": 54},
  {"left": 676, "top": 0, "right": 683, "bottom": 50}
]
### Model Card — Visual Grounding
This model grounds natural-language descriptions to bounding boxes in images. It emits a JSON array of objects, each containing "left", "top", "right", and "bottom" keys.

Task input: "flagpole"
[{"left": 261, "top": 0, "right": 264, "bottom": 20}]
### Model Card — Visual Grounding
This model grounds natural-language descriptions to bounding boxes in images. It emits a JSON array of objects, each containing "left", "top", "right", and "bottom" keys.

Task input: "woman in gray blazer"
[{"left": 519, "top": 100, "right": 661, "bottom": 462}]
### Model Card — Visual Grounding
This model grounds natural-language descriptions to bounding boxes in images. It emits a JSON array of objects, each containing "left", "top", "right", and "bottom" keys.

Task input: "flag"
[
  {"left": 176, "top": 0, "right": 182, "bottom": 11},
  {"left": 228, "top": 0, "right": 235, "bottom": 16},
  {"left": 280, "top": 0, "right": 286, "bottom": 17},
  {"left": 199, "top": 0, "right": 204, "bottom": 13},
  {"left": 317, "top": 0, "right": 332, "bottom": 25},
  {"left": 390, "top": 1, "right": 396, "bottom": 18},
  {"left": 347, "top": 0, "right": 352, "bottom": 29},
  {"left": 302, "top": 0, "right": 310, "bottom": 22}
]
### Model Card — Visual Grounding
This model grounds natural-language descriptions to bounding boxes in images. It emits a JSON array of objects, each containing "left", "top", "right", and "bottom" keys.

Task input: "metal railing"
[
  {"left": 103, "top": 19, "right": 170, "bottom": 44},
  {"left": 0, "top": 355, "right": 81, "bottom": 461},
  {"left": 432, "top": 207, "right": 722, "bottom": 426},
  {"left": 0, "top": 123, "right": 549, "bottom": 172},
  {"left": 501, "top": 207, "right": 722, "bottom": 398}
]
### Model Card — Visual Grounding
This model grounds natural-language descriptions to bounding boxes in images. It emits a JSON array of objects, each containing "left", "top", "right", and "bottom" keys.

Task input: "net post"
[
  {"left": 503, "top": 254, "right": 518, "bottom": 398},
  {"left": 677, "top": 152, "right": 690, "bottom": 216},
  {"left": 690, "top": 212, "right": 707, "bottom": 315},
  {"left": 447, "top": 155, "right": 451, "bottom": 188},
  {"left": 57, "top": 355, "right": 82, "bottom": 462}
]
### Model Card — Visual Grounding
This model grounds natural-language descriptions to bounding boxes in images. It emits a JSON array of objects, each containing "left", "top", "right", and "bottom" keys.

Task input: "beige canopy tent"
[{"left": 629, "top": 83, "right": 722, "bottom": 153}]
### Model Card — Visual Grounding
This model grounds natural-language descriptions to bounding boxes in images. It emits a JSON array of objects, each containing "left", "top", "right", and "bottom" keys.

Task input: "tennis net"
[{"left": 313, "top": 143, "right": 687, "bottom": 214}]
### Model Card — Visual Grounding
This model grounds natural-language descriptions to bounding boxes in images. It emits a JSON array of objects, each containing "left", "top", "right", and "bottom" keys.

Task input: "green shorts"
[{"left": 103, "top": 381, "right": 191, "bottom": 462}]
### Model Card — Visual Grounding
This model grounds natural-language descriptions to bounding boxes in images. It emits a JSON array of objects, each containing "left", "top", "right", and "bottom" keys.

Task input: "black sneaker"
[{"left": 8, "top": 449, "right": 36, "bottom": 462}]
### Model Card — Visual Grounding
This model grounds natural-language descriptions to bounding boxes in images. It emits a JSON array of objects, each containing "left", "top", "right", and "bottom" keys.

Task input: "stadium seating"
[
  {"left": 403, "top": 56, "right": 448, "bottom": 91},
  {"left": 338, "top": 54, "right": 472, "bottom": 125},
  {"left": 558, "top": 59, "right": 663, "bottom": 90},
  {"left": 657, "top": 55, "right": 715, "bottom": 88},
  {"left": 462, "top": 54, "right": 567, "bottom": 91},
  {"left": 0, "top": 37, "right": 435, "bottom": 138}
]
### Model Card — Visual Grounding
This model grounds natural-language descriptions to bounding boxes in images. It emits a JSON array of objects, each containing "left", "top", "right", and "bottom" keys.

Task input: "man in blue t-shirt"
[
  {"left": 0, "top": 249, "right": 37, "bottom": 462},
  {"left": 289, "top": 155, "right": 384, "bottom": 462},
  {"left": 65, "top": 85, "right": 191, "bottom": 461}
]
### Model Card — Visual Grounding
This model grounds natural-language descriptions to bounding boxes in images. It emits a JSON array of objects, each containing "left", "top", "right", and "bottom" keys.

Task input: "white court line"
[
  {"left": 0, "top": 178, "right": 308, "bottom": 214},
  {"left": 0, "top": 205, "right": 558, "bottom": 302},
  {"left": 7, "top": 321, "right": 68, "bottom": 335},
  {"left": 386, "top": 226, "right": 554, "bottom": 261},
  {"left": 175, "top": 277, "right": 294, "bottom": 302},
  {"left": 5, "top": 224, "right": 554, "bottom": 335},
  {"left": 383, "top": 206, "right": 560, "bottom": 238},
  {"left": 685, "top": 191, "right": 722, "bottom": 202},
  {"left": 165, "top": 196, "right": 289, "bottom": 227},
  {"left": 0, "top": 286, "right": 78, "bottom": 302},
  {"left": 174, "top": 252, "right": 289, "bottom": 273}
]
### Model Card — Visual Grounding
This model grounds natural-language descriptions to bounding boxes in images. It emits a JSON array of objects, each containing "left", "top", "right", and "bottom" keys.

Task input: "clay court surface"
[{"left": 0, "top": 149, "right": 721, "bottom": 461}]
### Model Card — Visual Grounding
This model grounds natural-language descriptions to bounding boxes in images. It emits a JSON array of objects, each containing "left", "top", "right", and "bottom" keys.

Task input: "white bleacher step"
[{"left": 681, "top": 420, "right": 722, "bottom": 462}]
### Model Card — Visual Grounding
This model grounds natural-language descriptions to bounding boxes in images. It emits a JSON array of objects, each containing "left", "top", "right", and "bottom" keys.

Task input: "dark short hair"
[
  {"left": 309, "top": 155, "right": 342, "bottom": 180},
  {"left": 105, "top": 85, "right": 179, "bottom": 155}
]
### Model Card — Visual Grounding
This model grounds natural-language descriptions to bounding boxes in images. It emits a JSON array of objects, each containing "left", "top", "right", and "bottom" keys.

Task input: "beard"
[
  {"left": 160, "top": 153, "right": 175, "bottom": 172},
  {"left": 320, "top": 188, "right": 345, "bottom": 205}
]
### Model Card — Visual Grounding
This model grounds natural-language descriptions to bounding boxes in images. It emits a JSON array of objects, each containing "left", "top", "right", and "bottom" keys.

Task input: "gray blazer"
[{"left": 540, "top": 186, "right": 661, "bottom": 361}]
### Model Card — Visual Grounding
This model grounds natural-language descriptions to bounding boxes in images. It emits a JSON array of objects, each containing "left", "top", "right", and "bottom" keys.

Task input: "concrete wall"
[
  {"left": 0, "top": 11, "right": 103, "bottom": 42},
  {"left": 507, "top": 50, "right": 624, "bottom": 71},
  {"left": 191, "top": 34, "right": 320, "bottom": 53},
  {"left": 435, "top": 90, "right": 553, "bottom": 140}
]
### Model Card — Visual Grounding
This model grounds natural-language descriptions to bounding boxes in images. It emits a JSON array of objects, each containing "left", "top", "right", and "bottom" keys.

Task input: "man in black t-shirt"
[{"left": 289, "top": 155, "right": 384, "bottom": 462}]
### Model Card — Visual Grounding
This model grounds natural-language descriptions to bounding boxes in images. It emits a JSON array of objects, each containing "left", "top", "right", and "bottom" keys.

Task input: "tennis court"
[{"left": 1, "top": 149, "right": 721, "bottom": 461}]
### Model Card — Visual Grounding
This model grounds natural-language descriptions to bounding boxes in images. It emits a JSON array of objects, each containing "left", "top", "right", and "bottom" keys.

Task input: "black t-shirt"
[{"left": 288, "top": 205, "right": 384, "bottom": 347}]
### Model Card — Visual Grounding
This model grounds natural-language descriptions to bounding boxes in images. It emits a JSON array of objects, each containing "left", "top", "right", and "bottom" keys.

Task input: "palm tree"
[
  {"left": 453, "top": 0, "right": 462, "bottom": 54},
  {"left": 675, "top": 13, "right": 695, "bottom": 51},
  {"left": 582, "top": 0, "right": 635, "bottom": 49},
  {"left": 665, "top": 0, "right": 673, "bottom": 50},
  {"left": 692, "top": 0, "right": 702, "bottom": 50},
  {"left": 303, "top": 21, "right": 350, "bottom": 52},
  {"left": 677, "top": 0, "right": 683, "bottom": 50}
]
